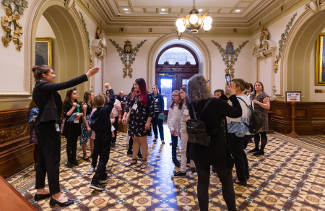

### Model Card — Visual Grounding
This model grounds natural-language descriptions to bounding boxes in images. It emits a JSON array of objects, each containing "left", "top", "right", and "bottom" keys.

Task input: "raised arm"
[
  {"left": 40, "top": 67, "right": 99, "bottom": 92},
  {"left": 223, "top": 95, "right": 242, "bottom": 118}
]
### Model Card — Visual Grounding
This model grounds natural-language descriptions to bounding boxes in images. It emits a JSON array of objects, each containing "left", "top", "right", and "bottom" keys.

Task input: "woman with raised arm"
[
  {"left": 187, "top": 75, "right": 242, "bottom": 211},
  {"left": 32, "top": 65, "right": 99, "bottom": 207}
]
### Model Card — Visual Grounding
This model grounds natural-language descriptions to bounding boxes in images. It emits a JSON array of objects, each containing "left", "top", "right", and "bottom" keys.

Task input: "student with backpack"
[
  {"left": 187, "top": 75, "right": 242, "bottom": 211},
  {"left": 89, "top": 84, "right": 115, "bottom": 191},
  {"left": 226, "top": 79, "right": 252, "bottom": 186}
]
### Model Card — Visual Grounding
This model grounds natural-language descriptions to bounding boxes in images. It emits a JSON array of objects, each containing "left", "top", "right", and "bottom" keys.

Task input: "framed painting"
[
  {"left": 35, "top": 38, "right": 53, "bottom": 67},
  {"left": 315, "top": 34, "right": 325, "bottom": 85}
]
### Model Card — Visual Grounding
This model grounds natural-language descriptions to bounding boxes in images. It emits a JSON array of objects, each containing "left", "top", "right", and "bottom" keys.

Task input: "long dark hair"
[
  {"left": 32, "top": 65, "right": 51, "bottom": 82},
  {"left": 83, "top": 91, "right": 93, "bottom": 107},
  {"left": 135, "top": 78, "right": 148, "bottom": 105},
  {"left": 252, "top": 81, "right": 265, "bottom": 98},
  {"left": 179, "top": 87, "right": 188, "bottom": 110},
  {"left": 64, "top": 88, "right": 78, "bottom": 104}
]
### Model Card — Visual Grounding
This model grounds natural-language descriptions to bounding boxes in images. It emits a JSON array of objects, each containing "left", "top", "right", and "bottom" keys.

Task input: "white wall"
[{"left": 104, "top": 35, "right": 254, "bottom": 94}]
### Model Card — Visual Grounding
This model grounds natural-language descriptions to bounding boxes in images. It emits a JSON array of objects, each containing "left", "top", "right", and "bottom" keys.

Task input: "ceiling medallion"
[{"left": 175, "top": 0, "right": 212, "bottom": 35}]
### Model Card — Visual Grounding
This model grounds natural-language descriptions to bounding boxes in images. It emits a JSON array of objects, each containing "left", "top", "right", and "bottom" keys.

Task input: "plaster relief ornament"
[
  {"left": 211, "top": 40, "right": 249, "bottom": 78},
  {"left": 1, "top": 0, "right": 28, "bottom": 51},
  {"left": 109, "top": 39, "right": 147, "bottom": 78},
  {"left": 252, "top": 27, "right": 276, "bottom": 59},
  {"left": 91, "top": 26, "right": 107, "bottom": 59}
]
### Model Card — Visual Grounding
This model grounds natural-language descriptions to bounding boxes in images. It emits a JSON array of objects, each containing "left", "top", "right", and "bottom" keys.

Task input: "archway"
[
  {"left": 25, "top": 0, "right": 89, "bottom": 96},
  {"left": 155, "top": 44, "right": 199, "bottom": 109},
  {"left": 147, "top": 33, "right": 211, "bottom": 89},
  {"left": 281, "top": 5, "right": 325, "bottom": 102}
]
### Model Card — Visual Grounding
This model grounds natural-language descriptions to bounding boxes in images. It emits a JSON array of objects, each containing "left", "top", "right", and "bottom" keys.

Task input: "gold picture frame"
[
  {"left": 315, "top": 33, "right": 325, "bottom": 85},
  {"left": 35, "top": 38, "right": 53, "bottom": 67}
]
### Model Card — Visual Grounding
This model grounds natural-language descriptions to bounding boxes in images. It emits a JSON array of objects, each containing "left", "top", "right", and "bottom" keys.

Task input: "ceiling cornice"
[{"left": 84, "top": 0, "right": 305, "bottom": 35}]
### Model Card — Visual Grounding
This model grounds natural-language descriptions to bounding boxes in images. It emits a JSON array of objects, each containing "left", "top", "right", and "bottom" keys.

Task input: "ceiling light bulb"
[
  {"left": 234, "top": 9, "right": 241, "bottom": 13},
  {"left": 198, "top": 8, "right": 203, "bottom": 12},
  {"left": 178, "top": 25, "right": 186, "bottom": 33},
  {"left": 203, "top": 16, "right": 212, "bottom": 25},
  {"left": 189, "top": 14, "right": 199, "bottom": 25},
  {"left": 161, "top": 8, "right": 166, "bottom": 12},
  {"left": 176, "top": 18, "right": 184, "bottom": 28},
  {"left": 123, "top": 8, "right": 129, "bottom": 11},
  {"left": 203, "top": 23, "right": 212, "bottom": 31}
]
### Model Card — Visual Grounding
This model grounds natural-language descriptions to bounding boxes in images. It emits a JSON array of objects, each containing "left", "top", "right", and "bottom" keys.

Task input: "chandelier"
[{"left": 175, "top": 0, "right": 213, "bottom": 34}]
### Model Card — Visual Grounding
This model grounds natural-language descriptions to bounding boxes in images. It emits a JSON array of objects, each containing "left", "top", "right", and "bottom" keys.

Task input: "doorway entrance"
[{"left": 155, "top": 44, "right": 199, "bottom": 110}]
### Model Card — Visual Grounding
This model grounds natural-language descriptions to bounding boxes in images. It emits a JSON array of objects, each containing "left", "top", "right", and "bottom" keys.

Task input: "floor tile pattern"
[{"left": 7, "top": 131, "right": 325, "bottom": 211}]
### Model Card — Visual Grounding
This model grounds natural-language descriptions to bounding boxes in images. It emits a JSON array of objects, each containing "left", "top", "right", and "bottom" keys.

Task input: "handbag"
[{"left": 186, "top": 99, "right": 213, "bottom": 147}]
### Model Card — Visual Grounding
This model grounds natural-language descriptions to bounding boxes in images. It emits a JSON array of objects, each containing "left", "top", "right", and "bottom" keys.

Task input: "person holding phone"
[{"left": 32, "top": 65, "right": 99, "bottom": 207}]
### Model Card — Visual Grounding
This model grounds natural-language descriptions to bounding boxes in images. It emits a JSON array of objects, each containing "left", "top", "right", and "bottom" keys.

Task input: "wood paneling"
[
  {"left": 0, "top": 176, "right": 37, "bottom": 210},
  {"left": 0, "top": 109, "right": 34, "bottom": 178},
  {"left": 269, "top": 101, "right": 325, "bottom": 135}
]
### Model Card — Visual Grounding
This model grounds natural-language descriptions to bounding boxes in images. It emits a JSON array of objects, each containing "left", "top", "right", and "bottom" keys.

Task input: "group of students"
[{"left": 29, "top": 63, "right": 270, "bottom": 210}]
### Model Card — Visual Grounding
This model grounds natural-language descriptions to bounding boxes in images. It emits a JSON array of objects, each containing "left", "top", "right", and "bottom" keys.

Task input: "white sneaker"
[{"left": 87, "top": 167, "right": 94, "bottom": 175}]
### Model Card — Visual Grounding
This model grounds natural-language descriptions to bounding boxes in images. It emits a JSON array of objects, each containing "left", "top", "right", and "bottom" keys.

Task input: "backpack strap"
[{"left": 237, "top": 97, "right": 253, "bottom": 111}]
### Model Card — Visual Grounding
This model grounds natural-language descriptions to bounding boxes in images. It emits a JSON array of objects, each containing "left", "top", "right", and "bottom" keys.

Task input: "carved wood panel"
[{"left": 0, "top": 109, "right": 34, "bottom": 178}]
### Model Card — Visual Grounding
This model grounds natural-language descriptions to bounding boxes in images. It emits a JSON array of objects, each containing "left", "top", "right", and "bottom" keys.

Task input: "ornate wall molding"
[
  {"left": 1, "top": 0, "right": 28, "bottom": 51},
  {"left": 109, "top": 39, "right": 147, "bottom": 78},
  {"left": 211, "top": 40, "right": 249, "bottom": 78},
  {"left": 278, "top": 13, "right": 298, "bottom": 58}
]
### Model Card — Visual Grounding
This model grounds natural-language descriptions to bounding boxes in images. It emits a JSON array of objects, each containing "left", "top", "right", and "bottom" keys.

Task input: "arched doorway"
[
  {"left": 155, "top": 44, "right": 199, "bottom": 109},
  {"left": 26, "top": 1, "right": 89, "bottom": 97}
]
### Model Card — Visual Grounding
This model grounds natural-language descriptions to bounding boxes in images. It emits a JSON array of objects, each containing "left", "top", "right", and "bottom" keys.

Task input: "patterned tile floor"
[{"left": 7, "top": 129, "right": 325, "bottom": 211}]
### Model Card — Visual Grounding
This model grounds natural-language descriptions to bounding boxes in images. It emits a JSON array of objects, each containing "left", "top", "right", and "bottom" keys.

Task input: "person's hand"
[
  {"left": 225, "top": 83, "right": 236, "bottom": 96},
  {"left": 145, "top": 122, "right": 150, "bottom": 130},
  {"left": 86, "top": 67, "right": 100, "bottom": 78},
  {"left": 160, "top": 113, "right": 164, "bottom": 117},
  {"left": 185, "top": 117, "right": 190, "bottom": 122},
  {"left": 122, "top": 117, "right": 127, "bottom": 125},
  {"left": 118, "top": 117, "right": 122, "bottom": 124},
  {"left": 171, "top": 130, "right": 175, "bottom": 136},
  {"left": 87, "top": 126, "right": 91, "bottom": 132},
  {"left": 32, "top": 116, "right": 37, "bottom": 122},
  {"left": 72, "top": 102, "right": 77, "bottom": 108},
  {"left": 83, "top": 104, "right": 87, "bottom": 110}
]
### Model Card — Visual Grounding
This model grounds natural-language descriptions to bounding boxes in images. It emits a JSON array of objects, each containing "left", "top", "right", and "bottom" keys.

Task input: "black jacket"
[
  {"left": 32, "top": 74, "right": 88, "bottom": 124},
  {"left": 151, "top": 93, "right": 164, "bottom": 113},
  {"left": 188, "top": 95, "right": 242, "bottom": 169},
  {"left": 90, "top": 89, "right": 115, "bottom": 137}
]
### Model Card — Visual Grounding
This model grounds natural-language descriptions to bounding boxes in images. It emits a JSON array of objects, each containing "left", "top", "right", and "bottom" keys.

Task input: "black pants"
[
  {"left": 171, "top": 135, "right": 178, "bottom": 161},
  {"left": 254, "top": 131, "right": 267, "bottom": 151},
  {"left": 228, "top": 133, "right": 250, "bottom": 182},
  {"left": 112, "top": 117, "right": 119, "bottom": 143},
  {"left": 91, "top": 134, "right": 111, "bottom": 184},
  {"left": 127, "top": 136, "right": 133, "bottom": 154},
  {"left": 152, "top": 112, "right": 164, "bottom": 140},
  {"left": 91, "top": 139, "right": 99, "bottom": 168},
  {"left": 194, "top": 161, "right": 236, "bottom": 211},
  {"left": 35, "top": 122, "right": 61, "bottom": 195},
  {"left": 66, "top": 136, "right": 78, "bottom": 163}
]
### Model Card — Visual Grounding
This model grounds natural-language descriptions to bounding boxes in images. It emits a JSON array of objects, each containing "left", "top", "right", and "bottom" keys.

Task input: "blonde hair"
[{"left": 170, "top": 90, "right": 180, "bottom": 109}]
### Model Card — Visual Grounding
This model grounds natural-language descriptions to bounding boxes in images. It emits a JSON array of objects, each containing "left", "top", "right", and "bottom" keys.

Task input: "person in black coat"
[
  {"left": 151, "top": 85, "right": 165, "bottom": 144},
  {"left": 32, "top": 65, "right": 99, "bottom": 207},
  {"left": 187, "top": 75, "right": 242, "bottom": 211},
  {"left": 89, "top": 87, "right": 115, "bottom": 191}
]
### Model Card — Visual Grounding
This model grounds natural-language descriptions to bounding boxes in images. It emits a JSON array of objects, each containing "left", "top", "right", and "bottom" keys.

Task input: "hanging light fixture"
[{"left": 176, "top": 0, "right": 213, "bottom": 34}]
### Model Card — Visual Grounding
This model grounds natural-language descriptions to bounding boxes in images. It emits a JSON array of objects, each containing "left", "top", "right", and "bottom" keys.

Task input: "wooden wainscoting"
[
  {"left": 269, "top": 101, "right": 325, "bottom": 135},
  {"left": 0, "top": 109, "right": 34, "bottom": 178}
]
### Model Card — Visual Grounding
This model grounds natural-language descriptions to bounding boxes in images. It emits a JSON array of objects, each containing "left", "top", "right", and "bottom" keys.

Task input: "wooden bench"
[{"left": 0, "top": 176, "right": 37, "bottom": 211}]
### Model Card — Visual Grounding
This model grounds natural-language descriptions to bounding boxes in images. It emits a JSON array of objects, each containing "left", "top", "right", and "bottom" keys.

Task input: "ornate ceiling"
[{"left": 82, "top": 0, "right": 302, "bottom": 34}]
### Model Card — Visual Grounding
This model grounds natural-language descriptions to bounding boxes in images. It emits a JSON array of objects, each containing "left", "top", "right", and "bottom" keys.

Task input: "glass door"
[{"left": 159, "top": 75, "right": 175, "bottom": 111}]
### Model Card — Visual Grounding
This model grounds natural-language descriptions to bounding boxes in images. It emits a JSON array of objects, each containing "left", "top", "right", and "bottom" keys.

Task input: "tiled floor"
[{"left": 7, "top": 130, "right": 325, "bottom": 210}]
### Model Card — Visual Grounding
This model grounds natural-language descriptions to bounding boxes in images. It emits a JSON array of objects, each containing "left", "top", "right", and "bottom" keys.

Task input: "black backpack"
[
  {"left": 237, "top": 97, "right": 264, "bottom": 135},
  {"left": 186, "top": 99, "right": 213, "bottom": 147}
]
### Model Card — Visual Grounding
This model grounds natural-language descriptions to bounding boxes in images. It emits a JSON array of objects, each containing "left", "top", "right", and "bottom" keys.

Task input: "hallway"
[{"left": 7, "top": 129, "right": 325, "bottom": 210}]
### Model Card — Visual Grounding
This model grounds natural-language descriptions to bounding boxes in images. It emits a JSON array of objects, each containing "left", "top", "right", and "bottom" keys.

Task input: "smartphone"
[{"left": 225, "top": 74, "right": 231, "bottom": 85}]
